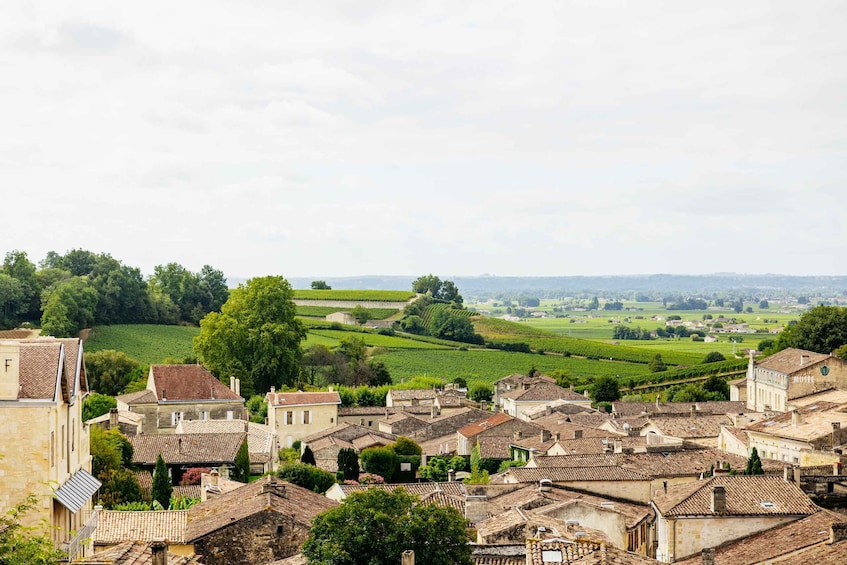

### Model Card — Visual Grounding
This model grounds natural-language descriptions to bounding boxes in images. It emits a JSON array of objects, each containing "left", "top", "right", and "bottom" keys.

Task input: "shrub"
[
  {"left": 180, "top": 467, "right": 211, "bottom": 486},
  {"left": 277, "top": 462, "right": 336, "bottom": 493}
]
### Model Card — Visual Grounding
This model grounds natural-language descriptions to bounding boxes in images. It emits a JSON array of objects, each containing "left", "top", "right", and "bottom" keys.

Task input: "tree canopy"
[
  {"left": 194, "top": 276, "right": 306, "bottom": 396},
  {"left": 590, "top": 375, "right": 620, "bottom": 403},
  {"left": 412, "top": 274, "right": 463, "bottom": 304},
  {"left": 777, "top": 305, "right": 847, "bottom": 354},
  {"left": 302, "top": 488, "right": 472, "bottom": 565}
]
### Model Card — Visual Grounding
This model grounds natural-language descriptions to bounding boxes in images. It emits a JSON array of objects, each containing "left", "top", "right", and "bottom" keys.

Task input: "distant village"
[{"left": 3, "top": 334, "right": 847, "bottom": 564}]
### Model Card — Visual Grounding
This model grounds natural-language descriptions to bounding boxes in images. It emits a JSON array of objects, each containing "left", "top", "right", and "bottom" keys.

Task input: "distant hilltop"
[{"left": 227, "top": 274, "right": 847, "bottom": 297}]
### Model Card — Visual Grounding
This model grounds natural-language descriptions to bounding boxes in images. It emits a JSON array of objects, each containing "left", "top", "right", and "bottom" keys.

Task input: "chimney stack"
[
  {"left": 792, "top": 410, "right": 802, "bottom": 426},
  {"left": 401, "top": 550, "right": 415, "bottom": 565},
  {"left": 540, "top": 429, "right": 551, "bottom": 443},
  {"left": 801, "top": 354, "right": 810, "bottom": 365},
  {"left": 514, "top": 431, "right": 522, "bottom": 440},
  {"left": 573, "top": 429, "right": 583, "bottom": 439},
  {"left": 701, "top": 547, "right": 715, "bottom": 565},
  {"left": 109, "top": 408, "right": 119, "bottom": 428},
  {"left": 690, "top": 405, "right": 696, "bottom": 418},
  {"left": 614, "top": 439, "right": 623, "bottom": 454},
  {"left": 830, "top": 523, "right": 847, "bottom": 545},
  {"left": 711, "top": 486, "right": 726, "bottom": 514},
  {"left": 784, "top": 466, "right": 793, "bottom": 482},
  {"left": 448, "top": 469, "right": 456, "bottom": 482},
  {"left": 834, "top": 462, "right": 843, "bottom": 477},
  {"left": 151, "top": 540, "right": 167, "bottom": 565}
]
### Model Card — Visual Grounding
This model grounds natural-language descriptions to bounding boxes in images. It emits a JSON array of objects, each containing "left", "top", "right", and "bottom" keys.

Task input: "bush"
[
  {"left": 277, "top": 462, "right": 336, "bottom": 493},
  {"left": 359, "top": 446, "right": 398, "bottom": 483},
  {"left": 469, "top": 382, "right": 494, "bottom": 403},
  {"left": 180, "top": 467, "right": 211, "bottom": 486}
]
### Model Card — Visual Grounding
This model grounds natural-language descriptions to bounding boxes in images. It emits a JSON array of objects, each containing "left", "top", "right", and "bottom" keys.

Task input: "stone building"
[
  {"left": 116, "top": 364, "right": 246, "bottom": 433},
  {"left": 266, "top": 389, "right": 341, "bottom": 448},
  {"left": 0, "top": 337, "right": 99, "bottom": 561},
  {"left": 185, "top": 475, "right": 338, "bottom": 565}
]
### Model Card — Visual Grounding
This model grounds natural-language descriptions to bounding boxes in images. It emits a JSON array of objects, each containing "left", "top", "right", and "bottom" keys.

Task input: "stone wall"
[{"left": 192, "top": 510, "right": 308, "bottom": 565}]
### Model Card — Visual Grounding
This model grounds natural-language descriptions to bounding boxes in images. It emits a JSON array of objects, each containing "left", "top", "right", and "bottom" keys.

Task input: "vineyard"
[
  {"left": 295, "top": 305, "right": 400, "bottom": 319},
  {"left": 473, "top": 317, "right": 703, "bottom": 366},
  {"left": 308, "top": 329, "right": 451, "bottom": 349},
  {"left": 375, "top": 348, "right": 652, "bottom": 384},
  {"left": 83, "top": 324, "right": 199, "bottom": 364},
  {"left": 419, "top": 303, "right": 475, "bottom": 328},
  {"left": 293, "top": 290, "right": 416, "bottom": 301}
]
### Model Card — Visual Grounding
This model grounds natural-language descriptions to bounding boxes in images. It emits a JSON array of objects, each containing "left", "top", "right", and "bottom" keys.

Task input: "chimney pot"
[
  {"left": 792, "top": 410, "right": 802, "bottom": 426},
  {"left": 573, "top": 429, "right": 583, "bottom": 439},
  {"left": 701, "top": 547, "right": 715, "bottom": 565},
  {"left": 830, "top": 523, "right": 847, "bottom": 544},
  {"left": 151, "top": 540, "right": 167, "bottom": 565},
  {"left": 109, "top": 408, "right": 119, "bottom": 428}
]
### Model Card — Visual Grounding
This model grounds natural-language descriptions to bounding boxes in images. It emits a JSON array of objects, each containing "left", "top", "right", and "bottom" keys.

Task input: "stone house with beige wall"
[
  {"left": 744, "top": 401, "right": 847, "bottom": 465},
  {"left": 116, "top": 364, "right": 246, "bottom": 433},
  {"left": 650, "top": 475, "right": 819, "bottom": 563},
  {"left": 266, "top": 389, "right": 341, "bottom": 448},
  {"left": 0, "top": 337, "right": 99, "bottom": 561}
]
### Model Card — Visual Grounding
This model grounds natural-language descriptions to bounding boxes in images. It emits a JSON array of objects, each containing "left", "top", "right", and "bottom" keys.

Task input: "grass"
[
  {"left": 84, "top": 324, "right": 199, "bottom": 365},
  {"left": 293, "top": 290, "right": 415, "bottom": 302},
  {"left": 375, "top": 349, "right": 652, "bottom": 384},
  {"left": 296, "top": 305, "right": 400, "bottom": 319}
]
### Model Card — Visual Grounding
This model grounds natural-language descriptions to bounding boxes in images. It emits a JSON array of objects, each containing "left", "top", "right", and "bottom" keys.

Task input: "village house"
[
  {"left": 127, "top": 432, "right": 247, "bottom": 485},
  {"left": 493, "top": 373, "right": 556, "bottom": 407},
  {"left": 385, "top": 387, "right": 464, "bottom": 412},
  {"left": 300, "top": 422, "right": 396, "bottom": 473},
  {"left": 75, "top": 540, "right": 203, "bottom": 565},
  {"left": 185, "top": 475, "right": 338, "bottom": 565},
  {"left": 0, "top": 337, "right": 99, "bottom": 561},
  {"left": 500, "top": 383, "right": 593, "bottom": 421},
  {"left": 116, "top": 365, "right": 246, "bottom": 432},
  {"left": 744, "top": 401, "right": 847, "bottom": 465},
  {"left": 337, "top": 404, "right": 432, "bottom": 428},
  {"left": 176, "top": 418, "right": 278, "bottom": 474},
  {"left": 651, "top": 475, "right": 820, "bottom": 563},
  {"left": 742, "top": 347, "right": 847, "bottom": 413},
  {"left": 266, "top": 389, "right": 342, "bottom": 448},
  {"left": 93, "top": 509, "right": 192, "bottom": 555},
  {"left": 456, "top": 412, "right": 545, "bottom": 456}
]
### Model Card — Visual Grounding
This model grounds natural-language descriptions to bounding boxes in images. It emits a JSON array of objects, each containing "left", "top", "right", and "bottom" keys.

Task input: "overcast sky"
[{"left": 2, "top": 1, "right": 845, "bottom": 280}]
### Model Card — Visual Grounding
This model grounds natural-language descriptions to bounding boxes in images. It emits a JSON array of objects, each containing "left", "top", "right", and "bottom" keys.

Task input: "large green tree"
[
  {"left": 590, "top": 375, "right": 620, "bottom": 403},
  {"left": 777, "top": 305, "right": 847, "bottom": 354},
  {"left": 40, "top": 276, "right": 99, "bottom": 337},
  {"left": 193, "top": 276, "right": 306, "bottom": 396},
  {"left": 302, "top": 488, "right": 472, "bottom": 565},
  {"left": 85, "top": 349, "right": 142, "bottom": 396}
]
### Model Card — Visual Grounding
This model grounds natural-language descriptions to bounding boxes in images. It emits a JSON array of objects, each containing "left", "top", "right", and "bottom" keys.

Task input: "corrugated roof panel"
[{"left": 55, "top": 469, "right": 101, "bottom": 513}]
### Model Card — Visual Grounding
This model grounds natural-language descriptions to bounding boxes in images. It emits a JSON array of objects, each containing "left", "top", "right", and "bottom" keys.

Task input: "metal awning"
[{"left": 54, "top": 469, "right": 101, "bottom": 513}]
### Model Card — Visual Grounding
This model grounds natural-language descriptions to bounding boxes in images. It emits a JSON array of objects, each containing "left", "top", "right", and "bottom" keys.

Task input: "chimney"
[
  {"left": 792, "top": 410, "right": 802, "bottom": 426},
  {"left": 540, "top": 429, "right": 551, "bottom": 443},
  {"left": 690, "top": 405, "right": 696, "bottom": 418},
  {"left": 554, "top": 431, "right": 560, "bottom": 441},
  {"left": 401, "top": 550, "right": 415, "bottom": 565},
  {"left": 711, "top": 486, "right": 726, "bottom": 514},
  {"left": 270, "top": 386, "right": 275, "bottom": 395},
  {"left": 262, "top": 474, "right": 286, "bottom": 497},
  {"left": 834, "top": 462, "right": 843, "bottom": 477},
  {"left": 801, "top": 354, "right": 810, "bottom": 365},
  {"left": 162, "top": 389, "right": 166, "bottom": 401},
  {"left": 569, "top": 385, "right": 575, "bottom": 392},
  {"left": 538, "top": 479, "right": 552, "bottom": 492},
  {"left": 545, "top": 405, "right": 552, "bottom": 416},
  {"left": 702, "top": 547, "right": 715, "bottom": 565},
  {"left": 109, "top": 408, "right": 119, "bottom": 428},
  {"left": 794, "top": 466, "right": 802, "bottom": 486},
  {"left": 514, "top": 431, "right": 523, "bottom": 440},
  {"left": 151, "top": 540, "right": 167, "bottom": 565},
  {"left": 210, "top": 468, "right": 219, "bottom": 486},
  {"left": 663, "top": 480, "right": 668, "bottom": 493},
  {"left": 447, "top": 469, "right": 456, "bottom": 482},
  {"left": 784, "top": 466, "right": 793, "bottom": 482},
  {"left": 830, "top": 523, "right": 847, "bottom": 545},
  {"left": 614, "top": 440, "right": 623, "bottom": 454},
  {"left": 573, "top": 429, "right": 583, "bottom": 439}
]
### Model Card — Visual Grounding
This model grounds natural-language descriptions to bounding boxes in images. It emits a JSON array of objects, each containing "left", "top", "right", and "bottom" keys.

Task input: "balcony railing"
[{"left": 60, "top": 506, "right": 100, "bottom": 562}]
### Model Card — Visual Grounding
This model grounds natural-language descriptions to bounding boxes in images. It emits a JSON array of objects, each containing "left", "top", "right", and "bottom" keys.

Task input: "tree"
[
  {"left": 277, "top": 462, "right": 336, "bottom": 493},
  {"left": 2, "top": 250, "right": 41, "bottom": 322},
  {"left": 337, "top": 448, "right": 360, "bottom": 481},
  {"left": 0, "top": 493, "right": 65, "bottom": 564},
  {"left": 393, "top": 436, "right": 422, "bottom": 456},
  {"left": 0, "top": 273, "right": 27, "bottom": 329},
  {"left": 194, "top": 276, "right": 306, "bottom": 396},
  {"left": 84, "top": 349, "right": 141, "bottom": 396},
  {"left": 468, "top": 382, "right": 493, "bottom": 403},
  {"left": 648, "top": 353, "right": 667, "bottom": 373},
  {"left": 301, "top": 445, "right": 317, "bottom": 466},
  {"left": 302, "top": 488, "right": 472, "bottom": 565},
  {"left": 703, "top": 375, "right": 730, "bottom": 400},
  {"left": 702, "top": 351, "right": 726, "bottom": 364},
  {"left": 412, "top": 275, "right": 463, "bottom": 304},
  {"left": 151, "top": 454, "right": 173, "bottom": 509},
  {"left": 246, "top": 394, "right": 268, "bottom": 424},
  {"left": 777, "top": 305, "right": 847, "bottom": 354},
  {"left": 97, "top": 468, "right": 144, "bottom": 509},
  {"left": 82, "top": 391, "right": 117, "bottom": 422},
  {"left": 466, "top": 443, "right": 489, "bottom": 484},
  {"left": 590, "top": 375, "right": 620, "bottom": 403},
  {"left": 429, "top": 309, "right": 480, "bottom": 344},
  {"left": 350, "top": 305, "right": 370, "bottom": 325},
  {"left": 40, "top": 276, "right": 99, "bottom": 337},
  {"left": 836, "top": 344, "right": 847, "bottom": 361},
  {"left": 233, "top": 441, "right": 251, "bottom": 482},
  {"left": 745, "top": 447, "right": 764, "bottom": 475},
  {"left": 759, "top": 299, "right": 769, "bottom": 309},
  {"left": 359, "top": 446, "right": 398, "bottom": 482},
  {"left": 311, "top": 280, "right": 331, "bottom": 290}
]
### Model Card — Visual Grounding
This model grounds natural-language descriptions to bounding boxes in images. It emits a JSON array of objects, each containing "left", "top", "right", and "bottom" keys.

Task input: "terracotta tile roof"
[
  {"left": 471, "top": 544, "right": 526, "bottom": 565},
  {"left": 335, "top": 482, "right": 465, "bottom": 499},
  {"left": 495, "top": 373, "right": 556, "bottom": 386},
  {"left": 419, "top": 489, "right": 466, "bottom": 513},
  {"left": 652, "top": 475, "right": 820, "bottom": 517},
  {"left": 523, "top": 400, "right": 596, "bottom": 420},
  {"left": 612, "top": 401, "right": 749, "bottom": 417},
  {"left": 505, "top": 466, "right": 651, "bottom": 483},
  {"left": 459, "top": 412, "right": 515, "bottom": 438},
  {"left": 756, "top": 347, "right": 830, "bottom": 374},
  {"left": 566, "top": 414, "right": 614, "bottom": 428},
  {"left": 746, "top": 401, "right": 847, "bottom": 441},
  {"left": 128, "top": 433, "right": 246, "bottom": 466},
  {"left": 338, "top": 405, "right": 431, "bottom": 416},
  {"left": 674, "top": 508, "right": 846, "bottom": 565},
  {"left": 775, "top": 536, "right": 847, "bottom": 564},
  {"left": 567, "top": 544, "right": 660, "bottom": 564},
  {"left": 418, "top": 433, "right": 457, "bottom": 456},
  {"left": 551, "top": 436, "right": 648, "bottom": 455},
  {"left": 790, "top": 388, "right": 847, "bottom": 406},
  {"left": 94, "top": 510, "right": 189, "bottom": 545},
  {"left": 116, "top": 389, "right": 158, "bottom": 405},
  {"left": 388, "top": 388, "right": 438, "bottom": 400},
  {"left": 18, "top": 340, "right": 61, "bottom": 399},
  {"left": 530, "top": 454, "right": 619, "bottom": 468},
  {"left": 134, "top": 470, "right": 153, "bottom": 493},
  {"left": 150, "top": 364, "right": 243, "bottom": 402},
  {"left": 506, "top": 384, "right": 590, "bottom": 402},
  {"left": 351, "top": 433, "right": 394, "bottom": 451},
  {"left": 270, "top": 555, "right": 308, "bottom": 565},
  {"left": 185, "top": 476, "right": 338, "bottom": 541},
  {"left": 478, "top": 436, "right": 518, "bottom": 459},
  {"left": 174, "top": 485, "right": 201, "bottom": 499},
  {"left": 177, "top": 420, "right": 275, "bottom": 461},
  {"left": 720, "top": 426, "right": 749, "bottom": 447},
  {"left": 644, "top": 415, "right": 732, "bottom": 439},
  {"left": 75, "top": 541, "right": 202, "bottom": 564},
  {"left": 531, "top": 415, "right": 612, "bottom": 439},
  {"left": 526, "top": 538, "right": 603, "bottom": 565},
  {"left": 267, "top": 390, "right": 341, "bottom": 407}
]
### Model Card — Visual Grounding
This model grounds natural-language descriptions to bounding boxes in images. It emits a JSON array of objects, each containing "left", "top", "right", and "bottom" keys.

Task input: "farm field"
[
  {"left": 84, "top": 324, "right": 199, "bottom": 365},
  {"left": 376, "top": 349, "right": 651, "bottom": 384},
  {"left": 295, "top": 305, "right": 399, "bottom": 319},
  {"left": 293, "top": 289, "right": 416, "bottom": 301}
]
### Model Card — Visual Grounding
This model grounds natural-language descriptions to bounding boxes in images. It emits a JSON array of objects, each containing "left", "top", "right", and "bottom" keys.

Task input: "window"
[
  {"left": 71, "top": 420, "right": 75, "bottom": 452},
  {"left": 61, "top": 425, "right": 65, "bottom": 460},
  {"left": 201, "top": 411, "right": 209, "bottom": 421},
  {"left": 286, "top": 411, "right": 294, "bottom": 425},
  {"left": 50, "top": 432, "right": 55, "bottom": 467},
  {"left": 226, "top": 410, "right": 234, "bottom": 420},
  {"left": 302, "top": 410, "right": 311, "bottom": 425},
  {"left": 171, "top": 412, "right": 183, "bottom": 426}
]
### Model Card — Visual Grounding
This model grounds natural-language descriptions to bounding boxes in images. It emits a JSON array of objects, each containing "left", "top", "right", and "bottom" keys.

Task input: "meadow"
[{"left": 83, "top": 324, "right": 200, "bottom": 364}]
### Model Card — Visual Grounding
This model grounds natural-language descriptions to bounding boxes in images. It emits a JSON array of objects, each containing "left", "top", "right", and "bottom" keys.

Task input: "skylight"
[{"left": 760, "top": 501, "right": 776, "bottom": 509}]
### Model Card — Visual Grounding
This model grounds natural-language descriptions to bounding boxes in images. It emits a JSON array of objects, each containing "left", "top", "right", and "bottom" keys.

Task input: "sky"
[{"left": 1, "top": 1, "right": 846, "bottom": 280}]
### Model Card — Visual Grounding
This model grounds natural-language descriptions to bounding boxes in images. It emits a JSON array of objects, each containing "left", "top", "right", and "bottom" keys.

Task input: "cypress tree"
[
  {"left": 233, "top": 441, "right": 250, "bottom": 482},
  {"left": 745, "top": 447, "right": 764, "bottom": 475},
  {"left": 337, "top": 448, "right": 360, "bottom": 481},
  {"left": 151, "top": 454, "right": 172, "bottom": 509},
  {"left": 301, "top": 445, "right": 316, "bottom": 466}
]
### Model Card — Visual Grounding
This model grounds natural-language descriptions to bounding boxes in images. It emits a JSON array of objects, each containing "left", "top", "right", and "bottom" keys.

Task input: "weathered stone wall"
[{"left": 192, "top": 510, "right": 308, "bottom": 565}]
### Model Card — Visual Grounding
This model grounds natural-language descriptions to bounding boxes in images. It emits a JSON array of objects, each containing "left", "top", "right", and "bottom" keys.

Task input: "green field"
[
  {"left": 295, "top": 305, "right": 400, "bottom": 319},
  {"left": 376, "top": 349, "right": 651, "bottom": 384},
  {"left": 84, "top": 325, "right": 199, "bottom": 364},
  {"left": 308, "top": 329, "right": 452, "bottom": 350},
  {"left": 293, "top": 290, "right": 415, "bottom": 301}
]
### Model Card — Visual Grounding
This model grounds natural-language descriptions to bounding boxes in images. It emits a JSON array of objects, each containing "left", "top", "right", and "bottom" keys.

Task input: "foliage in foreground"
[
  {"left": 0, "top": 493, "right": 65, "bottom": 565},
  {"left": 302, "top": 488, "right": 472, "bottom": 565}
]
